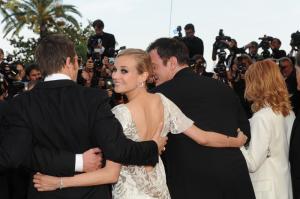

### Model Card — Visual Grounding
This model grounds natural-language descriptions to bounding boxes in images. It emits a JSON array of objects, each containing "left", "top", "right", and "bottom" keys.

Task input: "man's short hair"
[
  {"left": 92, "top": 19, "right": 104, "bottom": 29},
  {"left": 184, "top": 23, "right": 195, "bottom": 32},
  {"left": 279, "top": 57, "right": 293, "bottom": 66},
  {"left": 250, "top": 41, "right": 258, "bottom": 48},
  {"left": 294, "top": 52, "right": 300, "bottom": 67},
  {"left": 147, "top": 37, "right": 190, "bottom": 66},
  {"left": 272, "top": 38, "right": 282, "bottom": 45},
  {"left": 26, "top": 63, "right": 40, "bottom": 76},
  {"left": 35, "top": 34, "right": 76, "bottom": 76}
]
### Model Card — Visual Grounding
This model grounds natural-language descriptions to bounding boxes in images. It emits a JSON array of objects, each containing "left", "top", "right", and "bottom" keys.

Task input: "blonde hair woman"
[
  {"left": 241, "top": 59, "right": 295, "bottom": 199},
  {"left": 33, "top": 49, "right": 247, "bottom": 199}
]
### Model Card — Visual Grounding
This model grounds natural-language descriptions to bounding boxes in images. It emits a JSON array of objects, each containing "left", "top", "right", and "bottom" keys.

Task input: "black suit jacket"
[
  {"left": 0, "top": 80, "right": 158, "bottom": 199},
  {"left": 152, "top": 68, "right": 255, "bottom": 199},
  {"left": 290, "top": 112, "right": 300, "bottom": 199},
  {"left": 0, "top": 101, "right": 9, "bottom": 199}
]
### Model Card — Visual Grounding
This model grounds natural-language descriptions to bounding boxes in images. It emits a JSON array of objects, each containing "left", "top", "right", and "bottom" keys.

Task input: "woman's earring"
[{"left": 138, "top": 82, "right": 145, "bottom": 87}]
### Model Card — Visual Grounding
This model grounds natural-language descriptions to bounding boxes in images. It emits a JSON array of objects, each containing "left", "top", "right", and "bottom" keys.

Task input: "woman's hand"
[{"left": 33, "top": 172, "right": 61, "bottom": 191}]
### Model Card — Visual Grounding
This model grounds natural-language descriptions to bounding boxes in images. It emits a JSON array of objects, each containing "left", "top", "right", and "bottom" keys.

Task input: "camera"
[
  {"left": 0, "top": 56, "right": 19, "bottom": 82},
  {"left": 212, "top": 29, "right": 231, "bottom": 61},
  {"left": 236, "top": 56, "right": 247, "bottom": 75},
  {"left": 173, "top": 25, "right": 182, "bottom": 38},
  {"left": 290, "top": 30, "right": 300, "bottom": 51},
  {"left": 258, "top": 35, "right": 273, "bottom": 59}
]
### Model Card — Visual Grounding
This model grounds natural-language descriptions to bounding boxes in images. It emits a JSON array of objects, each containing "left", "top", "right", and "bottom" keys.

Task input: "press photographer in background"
[
  {"left": 256, "top": 35, "right": 272, "bottom": 60},
  {"left": 271, "top": 38, "right": 287, "bottom": 59},
  {"left": 77, "top": 57, "right": 99, "bottom": 88},
  {"left": 0, "top": 52, "right": 26, "bottom": 99},
  {"left": 279, "top": 57, "right": 300, "bottom": 115},
  {"left": 182, "top": 23, "right": 204, "bottom": 58},
  {"left": 228, "top": 54, "right": 253, "bottom": 118},
  {"left": 190, "top": 54, "right": 213, "bottom": 77},
  {"left": 87, "top": 19, "right": 116, "bottom": 64},
  {"left": 244, "top": 41, "right": 260, "bottom": 62}
]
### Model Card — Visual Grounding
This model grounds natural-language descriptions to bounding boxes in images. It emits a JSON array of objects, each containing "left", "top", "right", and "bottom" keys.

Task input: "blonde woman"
[
  {"left": 241, "top": 59, "right": 295, "bottom": 199},
  {"left": 33, "top": 49, "right": 247, "bottom": 199}
]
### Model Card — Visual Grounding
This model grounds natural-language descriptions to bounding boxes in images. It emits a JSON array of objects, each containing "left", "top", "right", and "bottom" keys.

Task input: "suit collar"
[
  {"left": 173, "top": 67, "right": 193, "bottom": 79},
  {"left": 34, "top": 80, "right": 76, "bottom": 89}
]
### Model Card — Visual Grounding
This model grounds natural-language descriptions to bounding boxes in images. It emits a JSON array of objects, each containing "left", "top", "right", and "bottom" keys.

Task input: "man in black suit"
[
  {"left": 0, "top": 34, "right": 166, "bottom": 199},
  {"left": 147, "top": 38, "right": 255, "bottom": 199},
  {"left": 290, "top": 52, "right": 300, "bottom": 199},
  {"left": 0, "top": 100, "right": 9, "bottom": 199}
]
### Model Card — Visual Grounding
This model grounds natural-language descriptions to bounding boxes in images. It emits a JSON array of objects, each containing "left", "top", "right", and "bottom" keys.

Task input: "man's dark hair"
[
  {"left": 35, "top": 34, "right": 75, "bottom": 76},
  {"left": 184, "top": 23, "right": 195, "bottom": 32},
  {"left": 26, "top": 63, "right": 40, "bottom": 76},
  {"left": 250, "top": 41, "right": 258, "bottom": 48},
  {"left": 296, "top": 52, "right": 300, "bottom": 67},
  {"left": 92, "top": 19, "right": 104, "bottom": 29},
  {"left": 279, "top": 57, "right": 293, "bottom": 66},
  {"left": 273, "top": 38, "right": 282, "bottom": 45},
  {"left": 147, "top": 37, "right": 189, "bottom": 65}
]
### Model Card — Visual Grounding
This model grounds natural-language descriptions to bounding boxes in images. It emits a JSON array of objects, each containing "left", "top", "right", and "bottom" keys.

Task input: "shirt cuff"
[{"left": 75, "top": 154, "right": 83, "bottom": 172}]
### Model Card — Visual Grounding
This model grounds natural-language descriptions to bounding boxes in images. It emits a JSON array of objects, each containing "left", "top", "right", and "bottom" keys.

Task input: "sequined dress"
[{"left": 111, "top": 93, "right": 193, "bottom": 199}]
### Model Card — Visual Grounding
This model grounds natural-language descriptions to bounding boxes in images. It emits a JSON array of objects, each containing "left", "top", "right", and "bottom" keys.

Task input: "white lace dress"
[{"left": 111, "top": 93, "right": 193, "bottom": 199}]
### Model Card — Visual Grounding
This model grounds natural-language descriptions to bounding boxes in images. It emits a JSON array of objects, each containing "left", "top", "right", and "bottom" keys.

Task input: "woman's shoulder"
[{"left": 111, "top": 104, "right": 132, "bottom": 127}]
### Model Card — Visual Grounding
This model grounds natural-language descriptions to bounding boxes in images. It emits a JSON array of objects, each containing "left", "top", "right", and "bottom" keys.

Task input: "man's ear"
[
  {"left": 169, "top": 56, "right": 178, "bottom": 70},
  {"left": 65, "top": 57, "right": 71, "bottom": 69}
]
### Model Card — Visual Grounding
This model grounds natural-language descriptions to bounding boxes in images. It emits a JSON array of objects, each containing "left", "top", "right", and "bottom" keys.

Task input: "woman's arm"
[
  {"left": 33, "top": 160, "right": 121, "bottom": 191},
  {"left": 240, "top": 114, "right": 271, "bottom": 172},
  {"left": 183, "top": 125, "right": 247, "bottom": 147}
]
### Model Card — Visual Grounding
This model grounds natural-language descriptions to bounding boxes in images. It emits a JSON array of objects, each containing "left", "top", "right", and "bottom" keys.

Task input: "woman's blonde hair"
[
  {"left": 117, "top": 48, "right": 153, "bottom": 75},
  {"left": 244, "top": 59, "right": 292, "bottom": 116}
]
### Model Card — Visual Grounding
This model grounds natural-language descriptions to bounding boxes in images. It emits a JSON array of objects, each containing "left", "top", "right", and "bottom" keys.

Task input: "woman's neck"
[{"left": 125, "top": 87, "right": 148, "bottom": 102}]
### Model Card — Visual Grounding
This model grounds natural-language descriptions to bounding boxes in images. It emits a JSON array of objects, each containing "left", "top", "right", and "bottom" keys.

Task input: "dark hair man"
[
  {"left": 26, "top": 63, "right": 42, "bottom": 81},
  {"left": 182, "top": 23, "right": 204, "bottom": 58},
  {"left": 279, "top": 57, "right": 300, "bottom": 114},
  {"left": 271, "top": 38, "right": 287, "bottom": 59},
  {"left": 87, "top": 19, "right": 116, "bottom": 61},
  {"left": 147, "top": 37, "right": 254, "bottom": 199},
  {"left": 0, "top": 34, "right": 166, "bottom": 199},
  {"left": 290, "top": 51, "right": 300, "bottom": 199}
]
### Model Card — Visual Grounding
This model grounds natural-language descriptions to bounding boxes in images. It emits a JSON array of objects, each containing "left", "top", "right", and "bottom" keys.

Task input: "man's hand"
[
  {"left": 83, "top": 148, "right": 102, "bottom": 172},
  {"left": 152, "top": 122, "right": 168, "bottom": 155},
  {"left": 236, "top": 128, "right": 248, "bottom": 147}
]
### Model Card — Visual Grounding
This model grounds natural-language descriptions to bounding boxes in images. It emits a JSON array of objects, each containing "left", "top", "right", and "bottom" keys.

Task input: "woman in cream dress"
[{"left": 33, "top": 49, "right": 247, "bottom": 198}]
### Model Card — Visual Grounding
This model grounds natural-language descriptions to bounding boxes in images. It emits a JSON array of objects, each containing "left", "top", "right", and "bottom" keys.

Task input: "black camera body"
[
  {"left": 291, "top": 31, "right": 300, "bottom": 50},
  {"left": 212, "top": 29, "right": 231, "bottom": 61},
  {"left": 258, "top": 35, "right": 273, "bottom": 59},
  {"left": 0, "top": 56, "right": 18, "bottom": 82}
]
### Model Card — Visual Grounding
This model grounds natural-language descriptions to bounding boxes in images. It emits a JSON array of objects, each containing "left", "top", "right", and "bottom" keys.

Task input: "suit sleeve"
[
  {"left": 29, "top": 146, "right": 75, "bottom": 176},
  {"left": 236, "top": 96, "right": 251, "bottom": 144},
  {"left": 91, "top": 96, "right": 158, "bottom": 166},
  {"left": 0, "top": 99, "right": 32, "bottom": 172},
  {"left": 240, "top": 114, "right": 271, "bottom": 172}
]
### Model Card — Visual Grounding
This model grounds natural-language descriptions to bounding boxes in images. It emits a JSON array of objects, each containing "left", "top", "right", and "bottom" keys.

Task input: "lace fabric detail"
[{"left": 111, "top": 94, "right": 193, "bottom": 199}]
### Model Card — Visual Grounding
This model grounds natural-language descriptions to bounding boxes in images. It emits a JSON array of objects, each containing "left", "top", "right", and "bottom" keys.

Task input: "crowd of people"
[{"left": 0, "top": 19, "right": 300, "bottom": 199}]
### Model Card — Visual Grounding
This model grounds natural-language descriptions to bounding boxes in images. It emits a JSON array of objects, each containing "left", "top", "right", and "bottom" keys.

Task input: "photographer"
[
  {"left": 26, "top": 63, "right": 42, "bottom": 81},
  {"left": 191, "top": 54, "right": 213, "bottom": 77},
  {"left": 87, "top": 19, "right": 116, "bottom": 62},
  {"left": 77, "top": 58, "right": 99, "bottom": 88},
  {"left": 271, "top": 38, "right": 287, "bottom": 59},
  {"left": 279, "top": 57, "right": 300, "bottom": 114},
  {"left": 226, "top": 39, "right": 246, "bottom": 69},
  {"left": 182, "top": 23, "right": 204, "bottom": 58},
  {"left": 244, "top": 41, "right": 260, "bottom": 62},
  {"left": 229, "top": 54, "right": 253, "bottom": 118}
]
